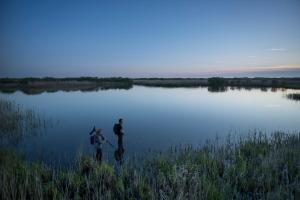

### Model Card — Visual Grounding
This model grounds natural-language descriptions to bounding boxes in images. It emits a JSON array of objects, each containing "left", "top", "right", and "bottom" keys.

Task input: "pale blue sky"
[{"left": 1, "top": 0, "right": 300, "bottom": 77}]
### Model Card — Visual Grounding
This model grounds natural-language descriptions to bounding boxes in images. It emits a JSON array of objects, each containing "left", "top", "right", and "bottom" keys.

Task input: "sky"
[{"left": 0, "top": 0, "right": 300, "bottom": 78}]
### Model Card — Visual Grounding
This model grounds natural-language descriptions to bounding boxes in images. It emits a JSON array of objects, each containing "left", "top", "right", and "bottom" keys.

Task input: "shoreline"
[
  {"left": 0, "top": 77, "right": 300, "bottom": 94},
  {"left": 0, "top": 77, "right": 133, "bottom": 94},
  {"left": 133, "top": 77, "right": 300, "bottom": 89}
]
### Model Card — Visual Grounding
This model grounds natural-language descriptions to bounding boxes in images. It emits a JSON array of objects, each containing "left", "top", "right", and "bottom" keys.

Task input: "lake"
[{"left": 1, "top": 86, "right": 299, "bottom": 165}]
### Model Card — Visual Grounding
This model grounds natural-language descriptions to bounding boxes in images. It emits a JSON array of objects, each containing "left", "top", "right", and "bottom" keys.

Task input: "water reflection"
[
  {"left": 286, "top": 93, "right": 300, "bottom": 102},
  {"left": 206, "top": 86, "right": 288, "bottom": 93},
  {"left": 114, "top": 145, "right": 125, "bottom": 165},
  {"left": 0, "top": 84, "right": 133, "bottom": 95},
  {"left": 2, "top": 85, "right": 295, "bottom": 95},
  {"left": 1, "top": 86, "right": 300, "bottom": 164},
  {"left": 260, "top": 87, "right": 268, "bottom": 92},
  {"left": 207, "top": 86, "right": 228, "bottom": 92}
]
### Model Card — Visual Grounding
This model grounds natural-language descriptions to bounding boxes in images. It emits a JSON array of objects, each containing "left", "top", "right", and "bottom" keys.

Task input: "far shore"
[
  {"left": 133, "top": 77, "right": 300, "bottom": 89},
  {"left": 0, "top": 77, "right": 300, "bottom": 94},
  {"left": 0, "top": 77, "right": 133, "bottom": 94}
]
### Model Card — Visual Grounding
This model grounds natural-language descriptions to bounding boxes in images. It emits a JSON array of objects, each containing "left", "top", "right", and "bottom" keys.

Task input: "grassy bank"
[
  {"left": 133, "top": 77, "right": 300, "bottom": 89},
  {"left": 1, "top": 132, "right": 299, "bottom": 200}
]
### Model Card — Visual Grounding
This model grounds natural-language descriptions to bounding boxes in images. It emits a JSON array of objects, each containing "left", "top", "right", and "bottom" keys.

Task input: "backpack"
[
  {"left": 90, "top": 135, "right": 96, "bottom": 145},
  {"left": 113, "top": 123, "right": 119, "bottom": 135}
]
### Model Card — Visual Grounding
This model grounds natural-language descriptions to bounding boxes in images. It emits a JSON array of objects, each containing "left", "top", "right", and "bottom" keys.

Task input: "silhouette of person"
[
  {"left": 113, "top": 118, "right": 124, "bottom": 149},
  {"left": 90, "top": 128, "right": 106, "bottom": 163}
]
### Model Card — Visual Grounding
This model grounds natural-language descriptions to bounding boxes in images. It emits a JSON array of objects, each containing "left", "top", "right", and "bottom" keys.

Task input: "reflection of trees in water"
[
  {"left": 207, "top": 86, "right": 228, "bottom": 92},
  {"left": 0, "top": 82, "right": 133, "bottom": 95},
  {"left": 0, "top": 85, "right": 133, "bottom": 95},
  {"left": 208, "top": 86, "right": 289, "bottom": 93},
  {"left": 0, "top": 99, "right": 48, "bottom": 145},
  {"left": 286, "top": 93, "right": 300, "bottom": 101},
  {"left": 260, "top": 87, "right": 268, "bottom": 92}
]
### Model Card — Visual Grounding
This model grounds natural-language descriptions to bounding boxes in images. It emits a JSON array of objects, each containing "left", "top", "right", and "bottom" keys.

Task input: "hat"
[{"left": 95, "top": 128, "right": 102, "bottom": 133}]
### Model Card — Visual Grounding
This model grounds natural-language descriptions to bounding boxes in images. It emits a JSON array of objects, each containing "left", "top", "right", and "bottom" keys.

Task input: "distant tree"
[{"left": 208, "top": 77, "right": 227, "bottom": 86}]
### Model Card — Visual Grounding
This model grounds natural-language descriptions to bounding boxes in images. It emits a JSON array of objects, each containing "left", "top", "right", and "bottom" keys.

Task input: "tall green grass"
[{"left": 0, "top": 132, "right": 299, "bottom": 200}]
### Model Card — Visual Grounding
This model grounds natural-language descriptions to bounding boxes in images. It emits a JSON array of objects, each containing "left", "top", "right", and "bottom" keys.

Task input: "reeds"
[
  {"left": 0, "top": 98, "right": 46, "bottom": 144},
  {"left": 0, "top": 131, "right": 299, "bottom": 200}
]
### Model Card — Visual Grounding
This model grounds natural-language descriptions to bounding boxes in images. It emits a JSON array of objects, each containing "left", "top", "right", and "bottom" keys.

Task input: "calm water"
[{"left": 1, "top": 86, "right": 300, "bottom": 164}]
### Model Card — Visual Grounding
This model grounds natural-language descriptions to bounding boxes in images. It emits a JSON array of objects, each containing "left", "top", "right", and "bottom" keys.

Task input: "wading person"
[
  {"left": 90, "top": 128, "right": 106, "bottom": 162},
  {"left": 113, "top": 118, "right": 124, "bottom": 149}
]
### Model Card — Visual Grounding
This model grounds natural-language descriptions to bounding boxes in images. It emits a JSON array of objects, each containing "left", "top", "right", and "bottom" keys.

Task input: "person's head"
[
  {"left": 95, "top": 128, "right": 102, "bottom": 135},
  {"left": 119, "top": 118, "right": 123, "bottom": 124}
]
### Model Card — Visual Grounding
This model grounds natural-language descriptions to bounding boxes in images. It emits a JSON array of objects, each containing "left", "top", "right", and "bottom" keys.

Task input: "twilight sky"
[{"left": 0, "top": 0, "right": 300, "bottom": 78}]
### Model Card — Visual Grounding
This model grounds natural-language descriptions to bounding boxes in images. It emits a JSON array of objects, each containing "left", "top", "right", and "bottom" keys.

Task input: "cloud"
[{"left": 267, "top": 48, "right": 287, "bottom": 51}]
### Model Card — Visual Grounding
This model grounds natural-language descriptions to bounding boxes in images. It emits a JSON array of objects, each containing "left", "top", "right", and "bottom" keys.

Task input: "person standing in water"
[
  {"left": 113, "top": 119, "right": 125, "bottom": 166},
  {"left": 90, "top": 128, "right": 106, "bottom": 162},
  {"left": 113, "top": 118, "right": 124, "bottom": 149}
]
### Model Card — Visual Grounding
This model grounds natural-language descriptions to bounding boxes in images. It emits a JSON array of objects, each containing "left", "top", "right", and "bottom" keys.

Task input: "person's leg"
[
  {"left": 99, "top": 148, "right": 102, "bottom": 163},
  {"left": 118, "top": 135, "right": 123, "bottom": 149},
  {"left": 96, "top": 148, "right": 99, "bottom": 160},
  {"left": 96, "top": 148, "right": 102, "bottom": 162}
]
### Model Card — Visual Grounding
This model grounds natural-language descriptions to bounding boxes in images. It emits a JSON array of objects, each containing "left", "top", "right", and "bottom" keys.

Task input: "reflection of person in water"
[{"left": 114, "top": 146, "right": 125, "bottom": 165}]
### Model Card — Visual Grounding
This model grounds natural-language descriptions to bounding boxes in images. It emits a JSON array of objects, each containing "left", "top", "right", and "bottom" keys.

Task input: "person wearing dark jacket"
[{"left": 114, "top": 118, "right": 124, "bottom": 149}]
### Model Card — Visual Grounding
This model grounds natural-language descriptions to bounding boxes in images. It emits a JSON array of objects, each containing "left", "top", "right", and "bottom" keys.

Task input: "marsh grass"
[
  {"left": 0, "top": 98, "right": 47, "bottom": 144},
  {"left": 0, "top": 131, "right": 299, "bottom": 200}
]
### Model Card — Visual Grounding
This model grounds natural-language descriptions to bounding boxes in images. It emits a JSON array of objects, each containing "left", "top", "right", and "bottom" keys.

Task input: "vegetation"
[
  {"left": 0, "top": 77, "right": 133, "bottom": 94},
  {"left": 0, "top": 132, "right": 299, "bottom": 199},
  {"left": 0, "top": 99, "right": 46, "bottom": 144},
  {"left": 208, "top": 77, "right": 227, "bottom": 86},
  {"left": 286, "top": 93, "right": 300, "bottom": 101},
  {"left": 0, "top": 77, "right": 132, "bottom": 84},
  {"left": 133, "top": 77, "right": 300, "bottom": 89},
  {"left": 1, "top": 77, "right": 300, "bottom": 93}
]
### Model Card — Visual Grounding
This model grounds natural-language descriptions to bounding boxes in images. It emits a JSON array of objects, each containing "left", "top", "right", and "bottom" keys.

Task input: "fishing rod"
[
  {"left": 105, "top": 140, "right": 115, "bottom": 148},
  {"left": 89, "top": 126, "right": 96, "bottom": 135}
]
